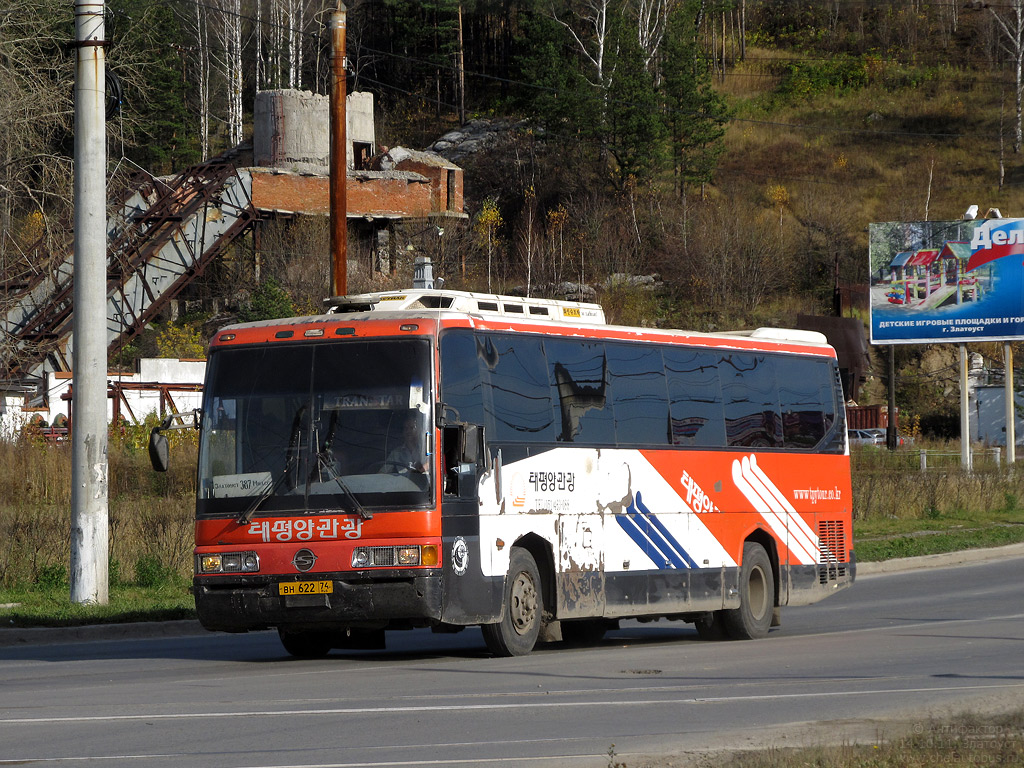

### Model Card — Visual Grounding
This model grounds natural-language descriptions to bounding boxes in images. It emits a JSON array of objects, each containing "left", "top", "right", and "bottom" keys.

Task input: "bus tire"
[
  {"left": 722, "top": 542, "right": 774, "bottom": 640},
  {"left": 482, "top": 548, "right": 542, "bottom": 657},
  {"left": 693, "top": 611, "right": 729, "bottom": 641},
  {"left": 561, "top": 619, "right": 610, "bottom": 646},
  {"left": 278, "top": 628, "right": 333, "bottom": 658}
]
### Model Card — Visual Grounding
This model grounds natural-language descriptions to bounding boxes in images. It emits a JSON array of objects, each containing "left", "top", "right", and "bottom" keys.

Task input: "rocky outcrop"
[{"left": 424, "top": 118, "right": 532, "bottom": 162}]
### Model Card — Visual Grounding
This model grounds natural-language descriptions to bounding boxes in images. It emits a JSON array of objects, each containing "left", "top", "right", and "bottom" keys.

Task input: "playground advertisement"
[{"left": 869, "top": 218, "right": 1024, "bottom": 344}]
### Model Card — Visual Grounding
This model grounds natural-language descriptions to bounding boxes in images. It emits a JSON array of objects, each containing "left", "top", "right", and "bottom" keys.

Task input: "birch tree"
[
  {"left": 213, "top": 0, "right": 244, "bottom": 146},
  {"left": 191, "top": 0, "right": 212, "bottom": 159},
  {"left": 551, "top": 0, "right": 613, "bottom": 88},
  {"left": 635, "top": 0, "right": 677, "bottom": 72},
  {"left": 988, "top": 0, "right": 1024, "bottom": 153}
]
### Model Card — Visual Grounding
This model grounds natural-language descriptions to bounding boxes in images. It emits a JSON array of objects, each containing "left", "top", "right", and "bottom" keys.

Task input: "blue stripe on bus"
[
  {"left": 614, "top": 493, "right": 697, "bottom": 570},
  {"left": 634, "top": 492, "right": 699, "bottom": 569},
  {"left": 615, "top": 512, "right": 672, "bottom": 569}
]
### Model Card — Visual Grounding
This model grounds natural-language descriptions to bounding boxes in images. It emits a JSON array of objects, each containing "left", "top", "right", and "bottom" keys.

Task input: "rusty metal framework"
[
  {"left": 60, "top": 380, "right": 204, "bottom": 429},
  {"left": 1, "top": 154, "right": 258, "bottom": 382}
]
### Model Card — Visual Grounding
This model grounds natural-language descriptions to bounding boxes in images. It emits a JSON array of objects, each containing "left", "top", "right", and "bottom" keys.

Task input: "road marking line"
[{"left": 2, "top": 682, "right": 1022, "bottom": 725}]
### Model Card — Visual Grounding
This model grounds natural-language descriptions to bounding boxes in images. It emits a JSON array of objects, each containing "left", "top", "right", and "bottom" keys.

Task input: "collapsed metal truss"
[{"left": 1, "top": 154, "right": 259, "bottom": 384}]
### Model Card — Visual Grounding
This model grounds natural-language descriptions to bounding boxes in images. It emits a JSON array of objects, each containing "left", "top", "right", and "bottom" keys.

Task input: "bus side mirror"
[
  {"left": 461, "top": 424, "right": 489, "bottom": 470},
  {"left": 149, "top": 428, "right": 169, "bottom": 472},
  {"left": 147, "top": 411, "right": 199, "bottom": 472}
]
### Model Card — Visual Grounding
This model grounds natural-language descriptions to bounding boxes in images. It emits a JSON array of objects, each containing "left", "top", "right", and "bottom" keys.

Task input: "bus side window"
[
  {"left": 664, "top": 348, "right": 725, "bottom": 447},
  {"left": 721, "top": 353, "right": 783, "bottom": 448},
  {"left": 439, "top": 331, "right": 486, "bottom": 426},
  {"left": 483, "top": 334, "right": 556, "bottom": 443},
  {"left": 546, "top": 338, "right": 613, "bottom": 444},
  {"left": 779, "top": 358, "right": 831, "bottom": 449},
  {"left": 606, "top": 342, "right": 669, "bottom": 445}
]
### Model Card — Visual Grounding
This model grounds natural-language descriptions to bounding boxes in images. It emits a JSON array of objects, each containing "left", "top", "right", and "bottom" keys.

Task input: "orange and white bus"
[{"left": 156, "top": 289, "right": 853, "bottom": 657}]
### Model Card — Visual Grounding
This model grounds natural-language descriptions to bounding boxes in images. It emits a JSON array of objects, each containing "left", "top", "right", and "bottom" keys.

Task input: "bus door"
[{"left": 439, "top": 423, "right": 503, "bottom": 625}]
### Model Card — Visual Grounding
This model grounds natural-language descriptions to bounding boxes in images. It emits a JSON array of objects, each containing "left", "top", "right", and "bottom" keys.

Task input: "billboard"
[{"left": 870, "top": 218, "right": 1024, "bottom": 344}]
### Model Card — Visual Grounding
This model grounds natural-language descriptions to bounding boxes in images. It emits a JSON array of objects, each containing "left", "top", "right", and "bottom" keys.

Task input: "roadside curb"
[
  {"left": 0, "top": 619, "right": 206, "bottom": 648},
  {"left": 857, "top": 541, "right": 1024, "bottom": 575},
  {"left": 3, "top": 543, "right": 1023, "bottom": 648}
]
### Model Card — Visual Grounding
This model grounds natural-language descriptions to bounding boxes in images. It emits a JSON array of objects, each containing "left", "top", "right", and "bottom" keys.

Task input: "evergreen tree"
[
  {"left": 238, "top": 277, "right": 296, "bottom": 323},
  {"left": 109, "top": 0, "right": 199, "bottom": 174},
  {"left": 604, "top": 12, "right": 665, "bottom": 186},
  {"left": 661, "top": 0, "right": 729, "bottom": 195},
  {"left": 513, "top": 6, "right": 601, "bottom": 150}
]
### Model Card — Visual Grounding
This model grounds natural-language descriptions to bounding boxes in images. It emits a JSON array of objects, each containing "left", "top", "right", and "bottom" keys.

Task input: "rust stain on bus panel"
[{"left": 557, "top": 514, "right": 605, "bottom": 617}]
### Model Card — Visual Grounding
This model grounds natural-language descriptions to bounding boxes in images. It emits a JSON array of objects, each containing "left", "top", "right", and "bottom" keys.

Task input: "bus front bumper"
[{"left": 193, "top": 570, "right": 444, "bottom": 633}]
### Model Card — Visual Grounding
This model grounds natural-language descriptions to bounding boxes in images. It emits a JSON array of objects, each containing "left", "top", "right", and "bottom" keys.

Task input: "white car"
[{"left": 848, "top": 428, "right": 885, "bottom": 446}]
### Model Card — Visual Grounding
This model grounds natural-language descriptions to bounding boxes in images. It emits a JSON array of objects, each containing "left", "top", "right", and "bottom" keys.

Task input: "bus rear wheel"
[
  {"left": 278, "top": 628, "right": 333, "bottom": 658},
  {"left": 482, "top": 548, "right": 543, "bottom": 657},
  {"left": 722, "top": 542, "right": 774, "bottom": 640},
  {"left": 561, "top": 619, "right": 611, "bottom": 646}
]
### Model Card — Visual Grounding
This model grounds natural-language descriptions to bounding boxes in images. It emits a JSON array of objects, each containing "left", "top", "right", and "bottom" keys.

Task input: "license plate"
[{"left": 279, "top": 580, "right": 333, "bottom": 596}]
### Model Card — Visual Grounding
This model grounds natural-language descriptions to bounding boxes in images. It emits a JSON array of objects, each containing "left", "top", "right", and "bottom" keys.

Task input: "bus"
[{"left": 151, "top": 289, "right": 854, "bottom": 657}]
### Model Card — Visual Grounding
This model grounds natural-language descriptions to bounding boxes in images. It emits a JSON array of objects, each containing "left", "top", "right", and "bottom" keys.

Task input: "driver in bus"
[{"left": 380, "top": 411, "right": 428, "bottom": 474}]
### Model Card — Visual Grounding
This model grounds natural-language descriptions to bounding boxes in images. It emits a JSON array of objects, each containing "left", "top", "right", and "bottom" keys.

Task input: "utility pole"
[
  {"left": 330, "top": 3, "right": 348, "bottom": 297},
  {"left": 70, "top": 0, "right": 109, "bottom": 604}
]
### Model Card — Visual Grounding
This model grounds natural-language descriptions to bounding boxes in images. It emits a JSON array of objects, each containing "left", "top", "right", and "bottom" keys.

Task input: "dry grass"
[
  {"left": 851, "top": 443, "right": 1024, "bottom": 520},
  {"left": 851, "top": 444, "right": 1024, "bottom": 560},
  {"left": 0, "top": 431, "right": 196, "bottom": 588},
  {"left": 705, "top": 710, "right": 1024, "bottom": 768},
  {"left": 719, "top": 66, "right": 1024, "bottom": 234}
]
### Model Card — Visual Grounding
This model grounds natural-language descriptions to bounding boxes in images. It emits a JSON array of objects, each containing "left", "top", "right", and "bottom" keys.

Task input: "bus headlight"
[
  {"left": 198, "top": 552, "right": 260, "bottom": 574},
  {"left": 397, "top": 547, "right": 420, "bottom": 566},
  {"left": 351, "top": 545, "right": 438, "bottom": 568}
]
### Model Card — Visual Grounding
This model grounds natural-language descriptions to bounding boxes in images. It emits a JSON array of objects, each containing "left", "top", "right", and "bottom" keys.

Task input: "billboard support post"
[
  {"left": 1006, "top": 343, "right": 1016, "bottom": 464},
  {"left": 887, "top": 346, "right": 897, "bottom": 451},
  {"left": 961, "top": 344, "right": 972, "bottom": 471}
]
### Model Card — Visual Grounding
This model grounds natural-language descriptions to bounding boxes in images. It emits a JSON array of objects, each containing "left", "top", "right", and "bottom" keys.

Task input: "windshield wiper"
[
  {"left": 237, "top": 405, "right": 306, "bottom": 525},
  {"left": 236, "top": 471, "right": 288, "bottom": 525},
  {"left": 314, "top": 452, "right": 372, "bottom": 520},
  {"left": 313, "top": 415, "right": 372, "bottom": 520}
]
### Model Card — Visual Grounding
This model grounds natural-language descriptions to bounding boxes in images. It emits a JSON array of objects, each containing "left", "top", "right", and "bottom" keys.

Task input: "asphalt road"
[{"left": 1, "top": 551, "right": 1023, "bottom": 768}]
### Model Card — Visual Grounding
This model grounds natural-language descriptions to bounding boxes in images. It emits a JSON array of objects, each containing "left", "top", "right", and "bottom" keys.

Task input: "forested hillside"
[{"left": 4, "top": 0, "right": 1024, "bottom": 432}]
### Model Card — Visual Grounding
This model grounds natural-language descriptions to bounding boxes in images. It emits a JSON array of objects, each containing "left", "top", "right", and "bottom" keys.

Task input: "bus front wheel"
[
  {"left": 278, "top": 628, "right": 333, "bottom": 658},
  {"left": 482, "top": 548, "right": 543, "bottom": 657},
  {"left": 722, "top": 542, "right": 774, "bottom": 640}
]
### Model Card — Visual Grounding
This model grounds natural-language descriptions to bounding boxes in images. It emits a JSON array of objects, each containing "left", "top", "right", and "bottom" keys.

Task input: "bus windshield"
[{"left": 197, "top": 338, "right": 432, "bottom": 517}]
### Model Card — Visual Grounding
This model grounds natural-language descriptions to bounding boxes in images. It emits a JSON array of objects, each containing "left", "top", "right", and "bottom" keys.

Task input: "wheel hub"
[{"left": 509, "top": 571, "right": 538, "bottom": 635}]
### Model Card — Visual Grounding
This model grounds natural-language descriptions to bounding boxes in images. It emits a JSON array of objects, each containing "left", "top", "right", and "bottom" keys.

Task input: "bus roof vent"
[
  {"left": 748, "top": 327, "right": 828, "bottom": 344},
  {"left": 325, "top": 289, "right": 606, "bottom": 324},
  {"left": 323, "top": 295, "right": 380, "bottom": 313}
]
